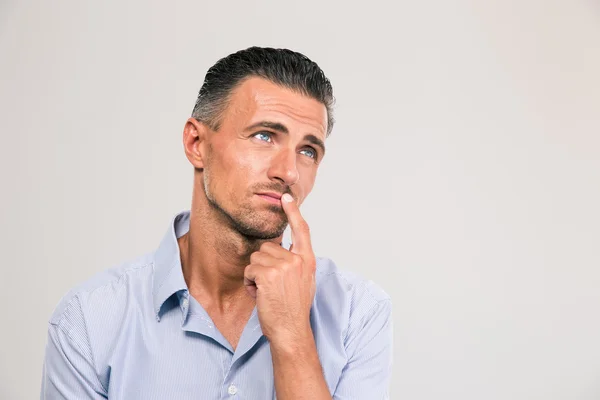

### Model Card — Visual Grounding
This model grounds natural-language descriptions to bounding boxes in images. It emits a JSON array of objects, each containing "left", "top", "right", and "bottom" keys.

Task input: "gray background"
[{"left": 1, "top": 0, "right": 599, "bottom": 399}]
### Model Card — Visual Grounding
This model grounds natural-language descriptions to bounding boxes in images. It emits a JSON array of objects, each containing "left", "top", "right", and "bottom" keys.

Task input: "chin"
[
  {"left": 210, "top": 195, "right": 287, "bottom": 240},
  {"left": 235, "top": 216, "right": 287, "bottom": 240},
  {"left": 238, "top": 225, "right": 286, "bottom": 241}
]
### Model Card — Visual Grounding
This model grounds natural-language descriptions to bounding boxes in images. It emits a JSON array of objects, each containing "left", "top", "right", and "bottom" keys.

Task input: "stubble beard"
[{"left": 203, "top": 173, "right": 288, "bottom": 241}]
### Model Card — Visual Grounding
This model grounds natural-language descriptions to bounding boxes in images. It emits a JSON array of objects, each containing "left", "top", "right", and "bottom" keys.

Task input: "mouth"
[{"left": 256, "top": 192, "right": 284, "bottom": 205}]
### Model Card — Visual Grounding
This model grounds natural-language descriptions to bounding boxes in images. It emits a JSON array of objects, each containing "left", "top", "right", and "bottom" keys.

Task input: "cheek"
[
  {"left": 232, "top": 152, "right": 265, "bottom": 181},
  {"left": 218, "top": 149, "right": 266, "bottom": 195}
]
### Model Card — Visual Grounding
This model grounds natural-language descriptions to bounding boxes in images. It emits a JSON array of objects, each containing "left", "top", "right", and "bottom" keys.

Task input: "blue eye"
[
  {"left": 254, "top": 132, "right": 272, "bottom": 142},
  {"left": 301, "top": 147, "right": 317, "bottom": 159}
]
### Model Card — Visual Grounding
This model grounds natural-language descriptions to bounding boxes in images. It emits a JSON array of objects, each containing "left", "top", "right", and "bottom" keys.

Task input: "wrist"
[{"left": 268, "top": 325, "right": 315, "bottom": 356}]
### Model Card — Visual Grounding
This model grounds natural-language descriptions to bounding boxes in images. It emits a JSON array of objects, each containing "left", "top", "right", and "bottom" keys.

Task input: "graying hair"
[{"left": 191, "top": 47, "right": 335, "bottom": 136}]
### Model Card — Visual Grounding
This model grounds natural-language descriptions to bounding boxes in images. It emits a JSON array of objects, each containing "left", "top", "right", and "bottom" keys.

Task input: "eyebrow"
[{"left": 244, "top": 121, "right": 326, "bottom": 156}]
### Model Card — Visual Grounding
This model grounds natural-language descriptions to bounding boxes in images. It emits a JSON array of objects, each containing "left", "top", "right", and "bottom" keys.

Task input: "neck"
[{"left": 179, "top": 174, "right": 283, "bottom": 308}]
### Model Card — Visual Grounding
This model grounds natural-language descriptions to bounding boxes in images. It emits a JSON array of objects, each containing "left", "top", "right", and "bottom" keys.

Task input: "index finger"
[{"left": 281, "top": 193, "right": 312, "bottom": 255}]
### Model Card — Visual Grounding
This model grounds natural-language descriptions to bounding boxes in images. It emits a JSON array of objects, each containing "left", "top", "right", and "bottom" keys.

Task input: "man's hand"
[
  {"left": 244, "top": 193, "right": 317, "bottom": 345},
  {"left": 244, "top": 193, "right": 332, "bottom": 399}
]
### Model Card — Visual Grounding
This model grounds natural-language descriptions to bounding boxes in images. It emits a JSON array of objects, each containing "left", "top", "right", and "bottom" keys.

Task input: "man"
[{"left": 41, "top": 47, "right": 392, "bottom": 399}]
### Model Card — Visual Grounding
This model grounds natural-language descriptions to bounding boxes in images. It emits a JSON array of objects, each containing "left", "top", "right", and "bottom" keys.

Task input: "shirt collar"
[
  {"left": 151, "top": 210, "right": 293, "bottom": 321},
  {"left": 152, "top": 211, "right": 190, "bottom": 321}
]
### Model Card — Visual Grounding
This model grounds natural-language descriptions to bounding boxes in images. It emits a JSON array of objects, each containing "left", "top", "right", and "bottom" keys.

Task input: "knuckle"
[
  {"left": 244, "top": 264, "right": 255, "bottom": 276},
  {"left": 291, "top": 254, "right": 303, "bottom": 266},
  {"left": 250, "top": 251, "right": 262, "bottom": 264},
  {"left": 260, "top": 242, "right": 275, "bottom": 252}
]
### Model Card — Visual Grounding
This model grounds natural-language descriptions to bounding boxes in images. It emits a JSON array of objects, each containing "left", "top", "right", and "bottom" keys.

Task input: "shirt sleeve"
[
  {"left": 40, "top": 297, "right": 107, "bottom": 399},
  {"left": 333, "top": 299, "right": 393, "bottom": 400}
]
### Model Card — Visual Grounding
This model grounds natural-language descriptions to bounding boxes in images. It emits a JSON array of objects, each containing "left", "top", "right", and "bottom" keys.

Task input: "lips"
[
  {"left": 256, "top": 192, "right": 283, "bottom": 200},
  {"left": 256, "top": 192, "right": 286, "bottom": 205}
]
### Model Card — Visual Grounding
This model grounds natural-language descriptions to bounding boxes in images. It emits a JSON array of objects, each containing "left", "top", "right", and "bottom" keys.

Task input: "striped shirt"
[{"left": 41, "top": 210, "right": 393, "bottom": 399}]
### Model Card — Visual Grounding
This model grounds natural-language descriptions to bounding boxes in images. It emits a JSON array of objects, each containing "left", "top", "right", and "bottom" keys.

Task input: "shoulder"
[
  {"left": 315, "top": 255, "right": 390, "bottom": 306},
  {"left": 313, "top": 256, "right": 392, "bottom": 344},
  {"left": 48, "top": 253, "right": 155, "bottom": 328}
]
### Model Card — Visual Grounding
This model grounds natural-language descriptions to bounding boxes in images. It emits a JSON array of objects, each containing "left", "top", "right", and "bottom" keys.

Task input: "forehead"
[{"left": 222, "top": 77, "right": 328, "bottom": 138}]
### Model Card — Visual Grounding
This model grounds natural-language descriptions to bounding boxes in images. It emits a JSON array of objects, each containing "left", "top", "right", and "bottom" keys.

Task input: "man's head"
[{"left": 183, "top": 47, "right": 335, "bottom": 241}]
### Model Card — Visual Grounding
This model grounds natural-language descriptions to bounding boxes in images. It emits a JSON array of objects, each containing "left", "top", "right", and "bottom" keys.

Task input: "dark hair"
[{"left": 191, "top": 47, "right": 335, "bottom": 136}]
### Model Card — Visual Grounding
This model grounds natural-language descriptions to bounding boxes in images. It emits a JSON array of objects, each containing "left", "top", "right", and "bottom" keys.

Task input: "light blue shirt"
[{"left": 41, "top": 211, "right": 393, "bottom": 399}]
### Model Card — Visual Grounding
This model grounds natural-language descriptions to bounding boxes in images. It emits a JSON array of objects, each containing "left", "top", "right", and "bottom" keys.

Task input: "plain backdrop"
[{"left": 1, "top": 1, "right": 599, "bottom": 399}]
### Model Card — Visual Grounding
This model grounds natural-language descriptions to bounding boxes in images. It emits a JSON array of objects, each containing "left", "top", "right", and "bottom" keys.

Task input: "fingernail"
[{"left": 282, "top": 193, "right": 293, "bottom": 203}]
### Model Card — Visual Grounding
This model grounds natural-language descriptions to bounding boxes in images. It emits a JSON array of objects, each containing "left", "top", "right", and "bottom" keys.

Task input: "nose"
[{"left": 267, "top": 147, "right": 299, "bottom": 186}]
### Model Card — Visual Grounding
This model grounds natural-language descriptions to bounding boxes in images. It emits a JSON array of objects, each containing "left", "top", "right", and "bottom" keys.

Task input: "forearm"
[{"left": 270, "top": 329, "right": 332, "bottom": 400}]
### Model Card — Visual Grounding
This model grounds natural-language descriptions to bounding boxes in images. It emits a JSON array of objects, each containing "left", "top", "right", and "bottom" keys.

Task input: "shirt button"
[
  {"left": 182, "top": 298, "right": 189, "bottom": 307},
  {"left": 228, "top": 384, "right": 237, "bottom": 395}
]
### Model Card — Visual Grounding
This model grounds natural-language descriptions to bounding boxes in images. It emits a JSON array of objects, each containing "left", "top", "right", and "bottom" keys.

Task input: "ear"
[{"left": 183, "top": 118, "right": 208, "bottom": 169}]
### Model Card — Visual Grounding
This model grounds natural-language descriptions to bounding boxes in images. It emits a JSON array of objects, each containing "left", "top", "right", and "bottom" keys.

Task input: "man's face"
[{"left": 201, "top": 77, "right": 328, "bottom": 240}]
